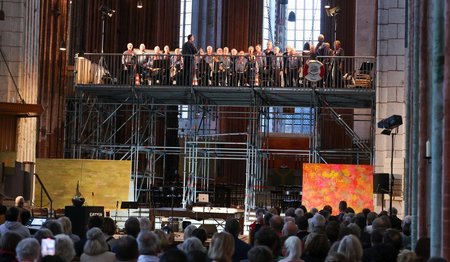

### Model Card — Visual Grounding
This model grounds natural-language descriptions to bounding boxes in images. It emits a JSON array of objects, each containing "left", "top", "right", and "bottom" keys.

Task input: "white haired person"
[
  {"left": 55, "top": 234, "right": 76, "bottom": 262},
  {"left": 279, "top": 236, "right": 304, "bottom": 262},
  {"left": 80, "top": 227, "right": 115, "bottom": 262},
  {"left": 16, "top": 238, "right": 40, "bottom": 262},
  {"left": 137, "top": 230, "right": 160, "bottom": 262}
]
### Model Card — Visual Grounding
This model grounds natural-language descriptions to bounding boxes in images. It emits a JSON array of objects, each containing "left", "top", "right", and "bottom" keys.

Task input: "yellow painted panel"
[
  {"left": 0, "top": 151, "right": 16, "bottom": 167},
  {"left": 35, "top": 159, "right": 131, "bottom": 210}
]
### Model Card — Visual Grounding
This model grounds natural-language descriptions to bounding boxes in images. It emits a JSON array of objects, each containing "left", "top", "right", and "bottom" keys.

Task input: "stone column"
[
  {"left": 16, "top": 0, "right": 40, "bottom": 163},
  {"left": 375, "top": 0, "right": 406, "bottom": 213}
]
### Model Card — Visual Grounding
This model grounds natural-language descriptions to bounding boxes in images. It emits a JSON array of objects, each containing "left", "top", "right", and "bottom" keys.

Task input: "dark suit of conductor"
[{"left": 182, "top": 36, "right": 198, "bottom": 86}]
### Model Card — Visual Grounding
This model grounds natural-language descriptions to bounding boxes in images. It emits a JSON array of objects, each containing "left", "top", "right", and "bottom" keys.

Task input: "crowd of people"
[
  {"left": 119, "top": 34, "right": 347, "bottom": 88},
  {"left": 0, "top": 193, "right": 445, "bottom": 262}
]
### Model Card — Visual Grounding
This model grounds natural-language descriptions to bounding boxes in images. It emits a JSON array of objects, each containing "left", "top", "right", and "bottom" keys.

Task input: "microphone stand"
[{"left": 170, "top": 186, "right": 175, "bottom": 230}]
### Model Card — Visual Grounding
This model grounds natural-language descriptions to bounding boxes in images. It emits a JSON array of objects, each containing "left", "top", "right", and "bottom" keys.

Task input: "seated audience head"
[
  {"left": 371, "top": 217, "right": 388, "bottom": 234},
  {"left": 354, "top": 214, "right": 366, "bottom": 232},
  {"left": 84, "top": 227, "right": 109, "bottom": 255},
  {"left": 247, "top": 245, "right": 273, "bottom": 262},
  {"left": 282, "top": 221, "right": 298, "bottom": 237},
  {"left": 208, "top": 232, "right": 234, "bottom": 262},
  {"left": 338, "top": 201, "right": 347, "bottom": 213},
  {"left": 269, "top": 215, "right": 284, "bottom": 233},
  {"left": 304, "top": 233, "right": 331, "bottom": 259},
  {"left": 345, "top": 207, "right": 355, "bottom": 214},
  {"left": 225, "top": 218, "right": 241, "bottom": 238},
  {"left": 139, "top": 217, "right": 152, "bottom": 231},
  {"left": 323, "top": 205, "right": 333, "bottom": 215},
  {"left": 397, "top": 249, "right": 417, "bottom": 262},
  {"left": 115, "top": 235, "right": 139, "bottom": 262},
  {"left": 296, "top": 215, "right": 309, "bottom": 231},
  {"left": 5, "top": 206, "right": 20, "bottom": 222},
  {"left": 34, "top": 228, "right": 53, "bottom": 243},
  {"left": 102, "top": 217, "right": 117, "bottom": 236},
  {"left": 42, "top": 220, "right": 63, "bottom": 235},
  {"left": 325, "top": 252, "right": 348, "bottom": 262},
  {"left": 57, "top": 217, "right": 74, "bottom": 235},
  {"left": 0, "top": 231, "right": 23, "bottom": 255},
  {"left": 337, "top": 234, "right": 363, "bottom": 262},
  {"left": 179, "top": 237, "right": 206, "bottom": 254},
  {"left": 87, "top": 215, "right": 104, "bottom": 229},
  {"left": 192, "top": 228, "right": 207, "bottom": 244},
  {"left": 124, "top": 217, "right": 140, "bottom": 238},
  {"left": 310, "top": 207, "right": 319, "bottom": 215},
  {"left": 16, "top": 238, "right": 40, "bottom": 262},
  {"left": 15, "top": 196, "right": 25, "bottom": 207},
  {"left": 183, "top": 224, "right": 197, "bottom": 240},
  {"left": 370, "top": 229, "right": 384, "bottom": 246},
  {"left": 326, "top": 221, "right": 340, "bottom": 244},
  {"left": 415, "top": 237, "right": 430, "bottom": 261},
  {"left": 264, "top": 212, "right": 273, "bottom": 226},
  {"left": 295, "top": 208, "right": 304, "bottom": 218},
  {"left": 366, "top": 212, "right": 378, "bottom": 226},
  {"left": 285, "top": 208, "right": 296, "bottom": 218},
  {"left": 154, "top": 229, "right": 170, "bottom": 252},
  {"left": 362, "top": 208, "right": 371, "bottom": 218},
  {"left": 269, "top": 207, "right": 279, "bottom": 215},
  {"left": 255, "top": 227, "right": 281, "bottom": 257},
  {"left": 55, "top": 234, "right": 76, "bottom": 261},
  {"left": 312, "top": 213, "right": 326, "bottom": 233},
  {"left": 187, "top": 250, "right": 209, "bottom": 262},
  {"left": 402, "top": 215, "right": 412, "bottom": 236},
  {"left": 383, "top": 228, "right": 403, "bottom": 252},
  {"left": 346, "top": 223, "right": 361, "bottom": 238},
  {"left": 137, "top": 230, "right": 160, "bottom": 256},
  {"left": 160, "top": 249, "right": 188, "bottom": 262},
  {"left": 282, "top": 235, "right": 302, "bottom": 260}
]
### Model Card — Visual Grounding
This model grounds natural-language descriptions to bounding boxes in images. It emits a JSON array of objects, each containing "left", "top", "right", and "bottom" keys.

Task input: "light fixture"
[
  {"left": 59, "top": 41, "right": 66, "bottom": 51},
  {"left": 288, "top": 11, "right": 296, "bottom": 22},
  {"left": 99, "top": 5, "right": 115, "bottom": 17},
  {"left": 137, "top": 0, "right": 143, "bottom": 8},
  {"left": 325, "top": 1, "right": 331, "bottom": 9},
  {"left": 77, "top": 51, "right": 85, "bottom": 60}
]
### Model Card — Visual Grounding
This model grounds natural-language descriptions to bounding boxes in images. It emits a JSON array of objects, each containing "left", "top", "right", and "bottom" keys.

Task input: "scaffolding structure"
[{"left": 66, "top": 54, "right": 376, "bottom": 224}]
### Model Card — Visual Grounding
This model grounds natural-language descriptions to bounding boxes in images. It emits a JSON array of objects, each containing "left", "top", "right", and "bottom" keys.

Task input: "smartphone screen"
[{"left": 41, "top": 238, "right": 56, "bottom": 256}]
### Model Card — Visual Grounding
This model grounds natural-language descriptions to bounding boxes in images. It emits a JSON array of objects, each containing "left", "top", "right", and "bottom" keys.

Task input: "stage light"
[
  {"left": 59, "top": 41, "right": 66, "bottom": 51},
  {"left": 137, "top": 0, "right": 143, "bottom": 8},
  {"left": 325, "top": 1, "right": 331, "bottom": 9},
  {"left": 288, "top": 11, "right": 296, "bottom": 22},
  {"left": 99, "top": 5, "right": 115, "bottom": 17},
  {"left": 377, "top": 115, "right": 403, "bottom": 130}
]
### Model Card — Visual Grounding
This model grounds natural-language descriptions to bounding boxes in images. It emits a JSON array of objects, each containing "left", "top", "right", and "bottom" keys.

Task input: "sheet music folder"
[{"left": 120, "top": 201, "right": 139, "bottom": 209}]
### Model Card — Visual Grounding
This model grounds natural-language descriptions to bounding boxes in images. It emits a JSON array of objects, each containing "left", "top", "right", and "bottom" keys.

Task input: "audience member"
[
  {"left": 285, "top": 208, "right": 296, "bottom": 219},
  {"left": 296, "top": 216, "right": 310, "bottom": 240},
  {"left": 187, "top": 250, "right": 209, "bottom": 262},
  {"left": 80, "top": 227, "right": 115, "bottom": 262},
  {"left": 270, "top": 215, "right": 284, "bottom": 237},
  {"left": 154, "top": 229, "right": 170, "bottom": 253},
  {"left": 249, "top": 208, "right": 265, "bottom": 245},
  {"left": 55, "top": 234, "right": 76, "bottom": 262},
  {"left": 302, "top": 233, "right": 330, "bottom": 262},
  {"left": 282, "top": 221, "right": 299, "bottom": 238},
  {"left": 247, "top": 245, "right": 273, "bottom": 262},
  {"left": 0, "top": 207, "right": 30, "bottom": 238},
  {"left": 208, "top": 232, "right": 235, "bottom": 262},
  {"left": 326, "top": 221, "right": 340, "bottom": 245},
  {"left": 183, "top": 224, "right": 197, "bottom": 241},
  {"left": 295, "top": 208, "right": 305, "bottom": 218},
  {"left": 397, "top": 249, "right": 417, "bottom": 262},
  {"left": 125, "top": 217, "right": 141, "bottom": 238},
  {"left": 14, "top": 196, "right": 31, "bottom": 225},
  {"left": 178, "top": 237, "right": 206, "bottom": 254},
  {"left": 34, "top": 228, "right": 54, "bottom": 243},
  {"left": 191, "top": 228, "right": 207, "bottom": 245},
  {"left": 57, "top": 216, "right": 80, "bottom": 244},
  {"left": 160, "top": 249, "right": 188, "bottom": 262},
  {"left": 225, "top": 218, "right": 251, "bottom": 262},
  {"left": 41, "top": 220, "right": 63, "bottom": 236},
  {"left": 139, "top": 217, "right": 152, "bottom": 232},
  {"left": 337, "top": 234, "right": 363, "bottom": 262},
  {"left": 16, "top": 238, "right": 40, "bottom": 262},
  {"left": 102, "top": 217, "right": 119, "bottom": 250},
  {"left": 325, "top": 252, "right": 348, "bottom": 262},
  {"left": 280, "top": 236, "right": 303, "bottom": 262},
  {"left": 389, "top": 207, "right": 402, "bottom": 230},
  {"left": 415, "top": 237, "right": 430, "bottom": 262},
  {"left": 137, "top": 230, "right": 160, "bottom": 262},
  {"left": 74, "top": 215, "right": 104, "bottom": 257},
  {"left": 114, "top": 235, "right": 139, "bottom": 262},
  {"left": 0, "top": 231, "right": 23, "bottom": 261}
]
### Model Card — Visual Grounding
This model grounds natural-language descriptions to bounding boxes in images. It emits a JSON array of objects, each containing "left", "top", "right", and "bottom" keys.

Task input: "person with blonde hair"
[
  {"left": 208, "top": 231, "right": 235, "bottom": 262},
  {"left": 280, "top": 235, "right": 303, "bottom": 262},
  {"left": 80, "top": 227, "right": 115, "bottom": 262},
  {"left": 337, "top": 234, "right": 363, "bottom": 262}
]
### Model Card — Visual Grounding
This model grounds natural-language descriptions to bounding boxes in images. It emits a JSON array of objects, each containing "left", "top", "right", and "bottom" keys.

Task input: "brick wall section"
[{"left": 375, "top": 0, "right": 406, "bottom": 212}]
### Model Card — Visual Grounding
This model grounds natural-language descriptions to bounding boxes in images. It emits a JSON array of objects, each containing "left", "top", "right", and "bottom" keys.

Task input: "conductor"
[{"left": 181, "top": 34, "right": 198, "bottom": 86}]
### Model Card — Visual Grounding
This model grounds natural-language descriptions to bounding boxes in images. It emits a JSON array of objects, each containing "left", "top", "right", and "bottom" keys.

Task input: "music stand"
[{"left": 120, "top": 201, "right": 139, "bottom": 217}]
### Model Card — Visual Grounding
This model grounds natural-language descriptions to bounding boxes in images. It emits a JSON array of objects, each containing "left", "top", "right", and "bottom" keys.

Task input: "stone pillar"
[
  {"left": 375, "top": 0, "right": 406, "bottom": 213},
  {"left": 16, "top": 0, "right": 40, "bottom": 162}
]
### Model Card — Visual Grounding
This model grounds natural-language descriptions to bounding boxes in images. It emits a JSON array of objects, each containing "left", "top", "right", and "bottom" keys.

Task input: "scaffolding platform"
[{"left": 75, "top": 85, "right": 374, "bottom": 108}]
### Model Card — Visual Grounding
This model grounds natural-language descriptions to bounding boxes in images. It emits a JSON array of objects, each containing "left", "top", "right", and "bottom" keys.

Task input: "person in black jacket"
[{"left": 181, "top": 34, "right": 198, "bottom": 86}]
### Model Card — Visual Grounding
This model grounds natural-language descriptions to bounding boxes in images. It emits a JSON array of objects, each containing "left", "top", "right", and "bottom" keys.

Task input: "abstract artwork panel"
[{"left": 302, "top": 163, "right": 374, "bottom": 215}]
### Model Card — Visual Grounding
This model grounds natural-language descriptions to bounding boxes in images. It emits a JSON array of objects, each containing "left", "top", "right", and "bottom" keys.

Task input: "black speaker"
[{"left": 373, "top": 173, "right": 389, "bottom": 194}]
